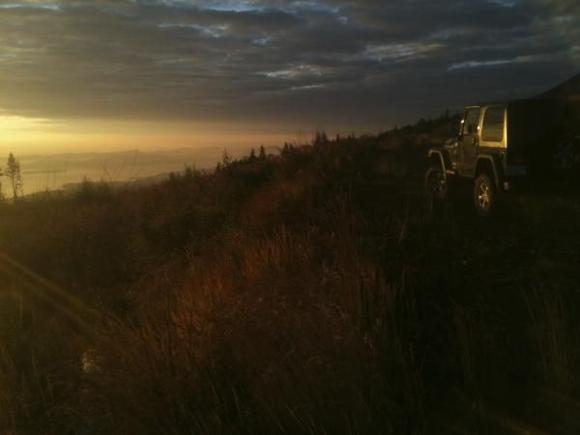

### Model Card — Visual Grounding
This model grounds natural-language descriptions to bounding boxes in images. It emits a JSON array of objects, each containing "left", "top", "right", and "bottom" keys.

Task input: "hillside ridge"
[{"left": 540, "top": 72, "right": 580, "bottom": 100}]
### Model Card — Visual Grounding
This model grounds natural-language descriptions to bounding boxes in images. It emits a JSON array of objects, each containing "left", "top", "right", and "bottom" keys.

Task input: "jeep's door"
[{"left": 459, "top": 107, "right": 481, "bottom": 176}]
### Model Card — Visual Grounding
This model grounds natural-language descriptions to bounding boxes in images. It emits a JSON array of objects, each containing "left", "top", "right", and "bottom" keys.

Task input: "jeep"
[{"left": 425, "top": 98, "right": 580, "bottom": 216}]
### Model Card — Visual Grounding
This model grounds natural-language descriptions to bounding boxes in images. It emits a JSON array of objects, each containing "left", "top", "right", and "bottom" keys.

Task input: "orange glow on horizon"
[{"left": 0, "top": 116, "right": 306, "bottom": 156}]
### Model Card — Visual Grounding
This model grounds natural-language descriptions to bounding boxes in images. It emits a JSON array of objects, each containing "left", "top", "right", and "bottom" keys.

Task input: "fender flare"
[
  {"left": 427, "top": 149, "right": 452, "bottom": 177},
  {"left": 475, "top": 155, "right": 502, "bottom": 187}
]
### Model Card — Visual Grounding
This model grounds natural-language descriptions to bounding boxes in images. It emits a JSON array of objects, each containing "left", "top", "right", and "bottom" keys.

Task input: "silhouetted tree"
[
  {"left": 184, "top": 165, "right": 196, "bottom": 179},
  {"left": 249, "top": 148, "right": 257, "bottom": 160},
  {"left": 281, "top": 143, "right": 291, "bottom": 158},
  {"left": 5, "top": 153, "right": 22, "bottom": 200},
  {"left": 222, "top": 150, "right": 232, "bottom": 166},
  {"left": 259, "top": 146, "right": 266, "bottom": 160},
  {"left": 216, "top": 149, "right": 233, "bottom": 173},
  {"left": 314, "top": 131, "right": 329, "bottom": 146}
]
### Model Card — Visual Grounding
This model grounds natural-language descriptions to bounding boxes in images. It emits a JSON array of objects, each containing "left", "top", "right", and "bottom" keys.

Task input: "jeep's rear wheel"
[
  {"left": 473, "top": 173, "right": 495, "bottom": 216},
  {"left": 425, "top": 163, "right": 447, "bottom": 201}
]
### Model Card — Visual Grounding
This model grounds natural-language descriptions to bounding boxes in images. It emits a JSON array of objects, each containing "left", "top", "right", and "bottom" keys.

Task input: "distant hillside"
[{"left": 541, "top": 72, "right": 580, "bottom": 100}]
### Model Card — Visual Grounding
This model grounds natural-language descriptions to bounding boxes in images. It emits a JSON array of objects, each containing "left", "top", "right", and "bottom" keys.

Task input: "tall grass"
[{"left": 88, "top": 201, "right": 423, "bottom": 434}]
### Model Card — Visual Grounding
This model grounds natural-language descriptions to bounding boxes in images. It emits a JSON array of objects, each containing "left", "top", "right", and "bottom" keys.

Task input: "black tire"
[
  {"left": 473, "top": 173, "right": 496, "bottom": 217},
  {"left": 424, "top": 163, "right": 448, "bottom": 201}
]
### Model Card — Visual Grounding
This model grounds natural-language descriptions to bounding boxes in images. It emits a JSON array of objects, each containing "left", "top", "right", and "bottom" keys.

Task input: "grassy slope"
[{"left": 1, "top": 117, "right": 580, "bottom": 434}]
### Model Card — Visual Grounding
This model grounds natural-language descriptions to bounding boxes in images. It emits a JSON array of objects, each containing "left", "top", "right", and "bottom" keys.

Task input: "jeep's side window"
[
  {"left": 482, "top": 107, "right": 505, "bottom": 142},
  {"left": 462, "top": 108, "right": 480, "bottom": 136}
]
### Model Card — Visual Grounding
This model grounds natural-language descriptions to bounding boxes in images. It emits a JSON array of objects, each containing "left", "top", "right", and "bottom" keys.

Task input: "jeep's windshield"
[{"left": 462, "top": 108, "right": 481, "bottom": 135}]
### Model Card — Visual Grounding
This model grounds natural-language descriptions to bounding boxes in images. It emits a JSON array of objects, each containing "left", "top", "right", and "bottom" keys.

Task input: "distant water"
[{"left": 14, "top": 147, "right": 246, "bottom": 195}]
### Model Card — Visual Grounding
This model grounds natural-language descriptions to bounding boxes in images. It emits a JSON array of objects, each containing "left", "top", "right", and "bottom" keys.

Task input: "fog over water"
[{"left": 15, "top": 147, "right": 248, "bottom": 195}]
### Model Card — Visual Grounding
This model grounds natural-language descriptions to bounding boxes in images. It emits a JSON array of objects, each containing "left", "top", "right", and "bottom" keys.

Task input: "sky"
[{"left": 0, "top": 0, "right": 578, "bottom": 155}]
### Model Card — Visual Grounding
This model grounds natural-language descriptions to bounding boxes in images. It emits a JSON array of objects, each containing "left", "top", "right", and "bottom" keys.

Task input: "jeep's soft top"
[{"left": 506, "top": 98, "right": 580, "bottom": 177}]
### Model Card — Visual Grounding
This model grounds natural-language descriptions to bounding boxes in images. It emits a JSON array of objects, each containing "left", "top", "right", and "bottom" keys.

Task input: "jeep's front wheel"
[
  {"left": 473, "top": 173, "right": 496, "bottom": 216},
  {"left": 424, "top": 163, "right": 447, "bottom": 201}
]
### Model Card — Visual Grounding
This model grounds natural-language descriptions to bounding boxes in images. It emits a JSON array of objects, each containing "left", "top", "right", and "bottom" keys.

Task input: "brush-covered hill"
[
  {"left": 1, "top": 114, "right": 580, "bottom": 435},
  {"left": 541, "top": 72, "right": 580, "bottom": 100}
]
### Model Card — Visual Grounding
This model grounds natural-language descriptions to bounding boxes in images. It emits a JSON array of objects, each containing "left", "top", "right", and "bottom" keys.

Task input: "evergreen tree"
[
  {"left": 259, "top": 146, "right": 266, "bottom": 160},
  {"left": 0, "top": 166, "right": 4, "bottom": 201},
  {"left": 281, "top": 143, "right": 290, "bottom": 157},
  {"left": 221, "top": 149, "right": 232, "bottom": 167},
  {"left": 184, "top": 165, "right": 196, "bottom": 179},
  {"left": 249, "top": 148, "right": 256, "bottom": 160},
  {"left": 314, "top": 131, "right": 329, "bottom": 146},
  {"left": 5, "top": 153, "right": 22, "bottom": 200}
]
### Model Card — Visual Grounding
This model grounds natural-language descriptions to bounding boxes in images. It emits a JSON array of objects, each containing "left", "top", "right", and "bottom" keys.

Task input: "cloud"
[{"left": 0, "top": 0, "right": 577, "bottom": 130}]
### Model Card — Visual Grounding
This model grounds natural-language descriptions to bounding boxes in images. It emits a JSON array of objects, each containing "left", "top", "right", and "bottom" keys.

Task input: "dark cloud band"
[{"left": 0, "top": 0, "right": 577, "bottom": 129}]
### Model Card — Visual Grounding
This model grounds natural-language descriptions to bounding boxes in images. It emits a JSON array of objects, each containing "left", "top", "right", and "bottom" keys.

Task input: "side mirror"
[{"left": 457, "top": 119, "right": 465, "bottom": 139}]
